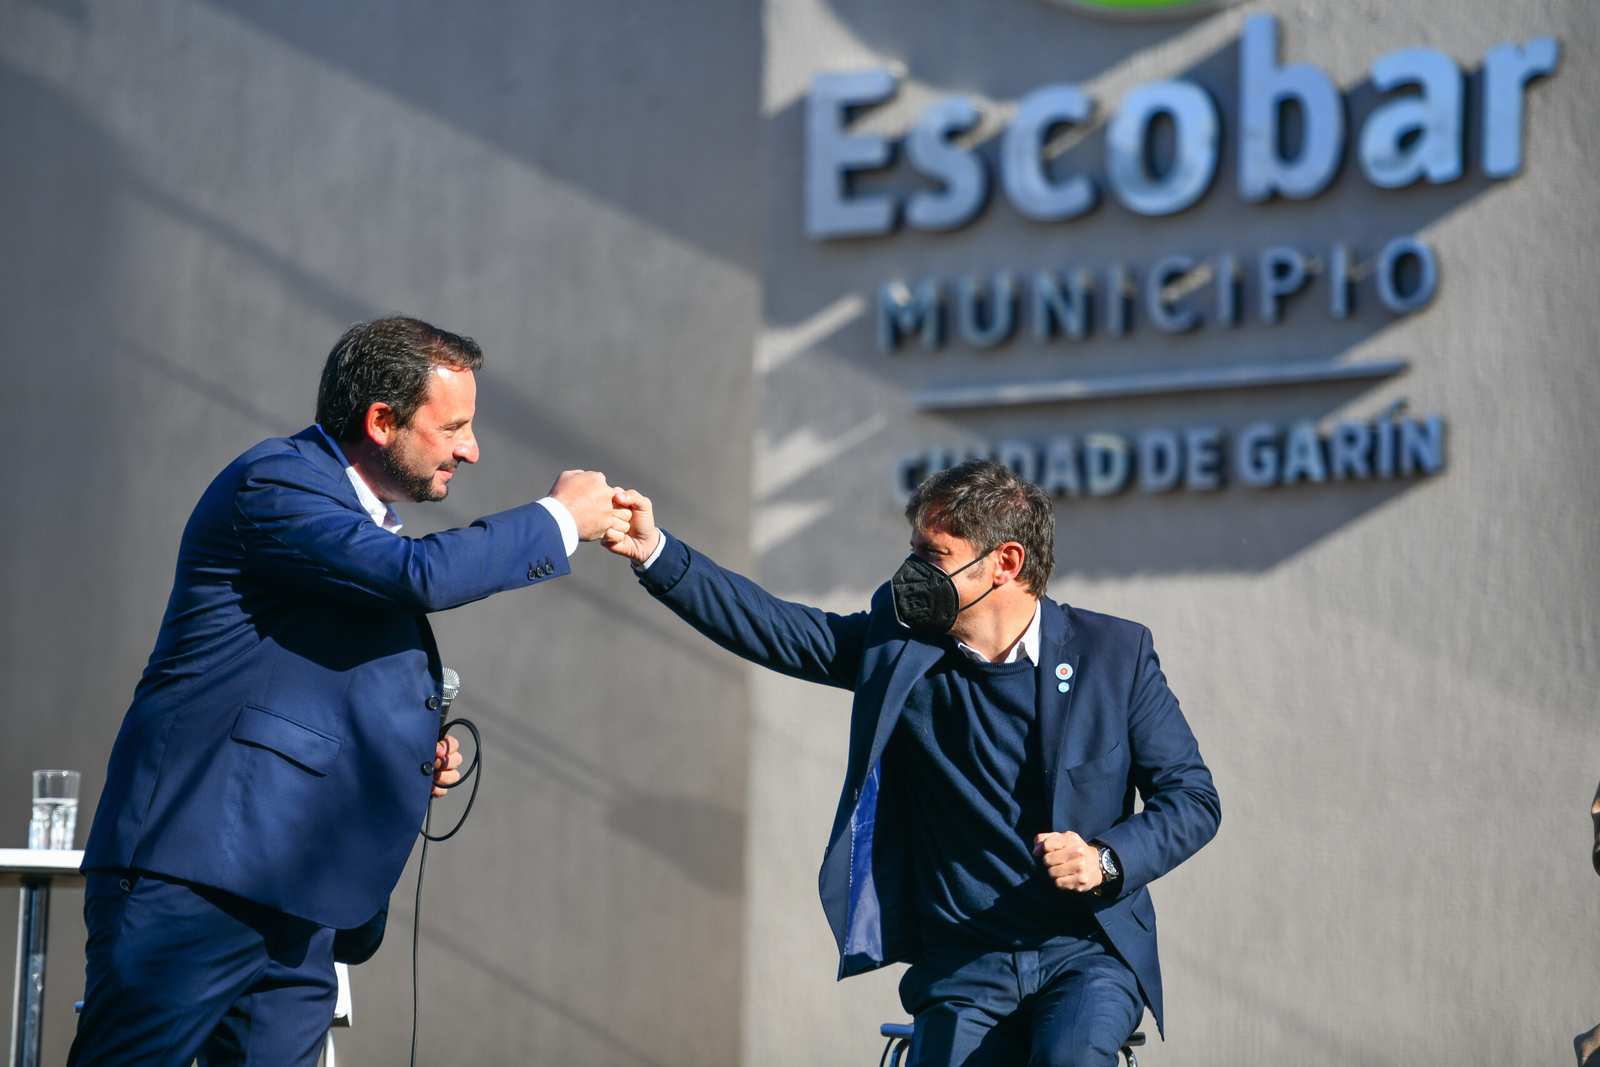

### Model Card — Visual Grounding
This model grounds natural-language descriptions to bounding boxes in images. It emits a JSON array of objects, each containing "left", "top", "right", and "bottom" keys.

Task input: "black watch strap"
[{"left": 1092, "top": 843, "right": 1122, "bottom": 897}]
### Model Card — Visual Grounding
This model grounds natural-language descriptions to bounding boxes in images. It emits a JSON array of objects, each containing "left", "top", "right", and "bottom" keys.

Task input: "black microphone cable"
[{"left": 410, "top": 713, "right": 482, "bottom": 1067}]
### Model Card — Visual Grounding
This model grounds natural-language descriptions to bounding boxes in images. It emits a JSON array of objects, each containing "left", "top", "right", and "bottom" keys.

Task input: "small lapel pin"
[
  {"left": 1058, "top": 681, "right": 1070, "bottom": 693},
  {"left": 1054, "top": 663, "right": 1073, "bottom": 681}
]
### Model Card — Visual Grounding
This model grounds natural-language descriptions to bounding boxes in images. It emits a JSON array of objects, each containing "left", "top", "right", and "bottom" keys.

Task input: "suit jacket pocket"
[
  {"left": 230, "top": 704, "right": 342, "bottom": 776},
  {"left": 1061, "top": 740, "right": 1126, "bottom": 787}
]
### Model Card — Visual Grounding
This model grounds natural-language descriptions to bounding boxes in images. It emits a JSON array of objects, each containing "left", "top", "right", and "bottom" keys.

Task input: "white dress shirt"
[
  {"left": 314, "top": 425, "right": 578, "bottom": 553},
  {"left": 955, "top": 601, "right": 1040, "bottom": 665},
  {"left": 316, "top": 426, "right": 403, "bottom": 533}
]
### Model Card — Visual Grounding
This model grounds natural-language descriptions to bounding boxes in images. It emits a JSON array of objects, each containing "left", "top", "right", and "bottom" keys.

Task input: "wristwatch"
[{"left": 1093, "top": 844, "right": 1122, "bottom": 897}]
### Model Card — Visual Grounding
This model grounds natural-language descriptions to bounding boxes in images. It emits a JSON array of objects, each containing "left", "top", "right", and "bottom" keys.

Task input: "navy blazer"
[
  {"left": 638, "top": 534, "right": 1219, "bottom": 1035},
  {"left": 83, "top": 427, "right": 569, "bottom": 939}
]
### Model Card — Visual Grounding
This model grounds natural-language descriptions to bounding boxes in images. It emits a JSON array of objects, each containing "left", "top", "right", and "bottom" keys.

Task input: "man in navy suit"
[
  {"left": 603, "top": 460, "right": 1220, "bottom": 1067},
  {"left": 70, "top": 317, "right": 626, "bottom": 1065}
]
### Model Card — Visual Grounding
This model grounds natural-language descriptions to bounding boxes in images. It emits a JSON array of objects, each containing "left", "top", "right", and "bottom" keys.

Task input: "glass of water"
[{"left": 29, "top": 770, "right": 80, "bottom": 850}]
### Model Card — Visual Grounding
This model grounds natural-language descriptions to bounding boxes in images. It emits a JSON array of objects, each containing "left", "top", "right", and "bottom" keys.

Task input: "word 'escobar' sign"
[{"left": 801, "top": 14, "right": 1559, "bottom": 500}]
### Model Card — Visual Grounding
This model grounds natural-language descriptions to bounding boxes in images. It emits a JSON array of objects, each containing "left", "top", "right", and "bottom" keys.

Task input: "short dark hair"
[
  {"left": 315, "top": 317, "right": 484, "bottom": 443},
  {"left": 905, "top": 459, "right": 1055, "bottom": 594}
]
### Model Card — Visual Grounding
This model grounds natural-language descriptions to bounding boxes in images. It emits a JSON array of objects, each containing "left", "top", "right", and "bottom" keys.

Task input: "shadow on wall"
[
  {"left": 754, "top": 18, "right": 1543, "bottom": 584},
  {"left": 203, "top": 0, "right": 762, "bottom": 274},
  {"left": 815, "top": 0, "right": 1211, "bottom": 94},
  {"left": 19, "top": 0, "right": 90, "bottom": 24},
  {"left": 1, "top": 41, "right": 731, "bottom": 516},
  {"left": 443, "top": 689, "right": 747, "bottom": 897},
  {"left": 406, "top": 915, "right": 671, "bottom": 1067},
  {"left": 0, "top": 51, "right": 756, "bottom": 683},
  {"left": 2, "top": 28, "right": 752, "bottom": 1032}
]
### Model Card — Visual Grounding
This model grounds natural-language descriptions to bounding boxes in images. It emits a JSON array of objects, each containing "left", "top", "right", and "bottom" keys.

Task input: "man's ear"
[
  {"left": 363, "top": 402, "right": 398, "bottom": 447},
  {"left": 994, "top": 542, "right": 1026, "bottom": 585}
]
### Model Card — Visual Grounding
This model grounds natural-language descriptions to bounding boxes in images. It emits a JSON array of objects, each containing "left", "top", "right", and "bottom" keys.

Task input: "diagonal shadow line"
[
  {"left": 117, "top": 338, "right": 289, "bottom": 434},
  {"left": 199, "top": 0, "right": 763, "bottom": 274},
  {"left": 424, "top": 569, "right": 747, "bottom": 683},
  {"left": 452, "top": 693, "right": 620, "bottom": 805},
  {"left": 810, "top": 0, "right": 1215, "bottom": 101},
  {"left": 105, "top": 135, "right": 727, "bottom": 523},
  {"left": 121, "top": 171, "right": 370, "bottom": 327},
  {"left": 3, "top": 53, "right": 750, "bottom": 555},
  {"left": 432, "top": 689, "right": 750, "bottom": 897},
  {"left": 1161, "top": 935, "right": 1390, "bottom": 1062},
  {"left": 395, "top": 905, "right": 671, "bottom": 1067}
]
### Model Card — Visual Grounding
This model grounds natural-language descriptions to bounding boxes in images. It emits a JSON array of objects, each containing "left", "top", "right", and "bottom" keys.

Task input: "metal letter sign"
[{"left": 795, "top": 16, "right": 1561, "bottom": 501}]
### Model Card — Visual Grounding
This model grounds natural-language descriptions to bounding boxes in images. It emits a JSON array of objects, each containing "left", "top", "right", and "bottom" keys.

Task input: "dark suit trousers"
[
  {"left": 898, "top": 932, "right": 1142, "bottom": 1067},
  {"left": 68, "top": 871, "right": 337, "bottom": 1067}
]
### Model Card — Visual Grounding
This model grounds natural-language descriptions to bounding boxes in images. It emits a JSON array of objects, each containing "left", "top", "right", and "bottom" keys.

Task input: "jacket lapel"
[
  {"left": 291, "top": 425, "right": 369, "bottom": 518},
  {"left": 1036, "top": 598, "right": 1086, "bottom": 809},
  {"left": 861, "top": 634, "right": 944, "bottom": 776}
]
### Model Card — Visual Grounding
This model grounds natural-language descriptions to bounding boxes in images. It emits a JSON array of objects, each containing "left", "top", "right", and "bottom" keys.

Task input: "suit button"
[
  {"left": 421, "top": 761, "right": 434, "bottom": 775},
  {"left": 527, "top": 564, "right": 539, "bottom": 580},
  {"left": 426, "top": 694, "right": 441, "bottom": 711}
]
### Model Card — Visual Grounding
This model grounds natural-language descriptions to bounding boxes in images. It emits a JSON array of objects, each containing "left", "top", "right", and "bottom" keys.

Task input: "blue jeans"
[
  {"left": 898, "top": 932, "right": 1143, "bottom": 1067},
  {"left": 68, "top": 870, "right": 337, "bottom": 1067}
]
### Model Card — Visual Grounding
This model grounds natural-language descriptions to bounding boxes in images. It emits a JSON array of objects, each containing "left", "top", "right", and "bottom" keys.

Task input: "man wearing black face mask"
[{"left": 604, "top": 460, "right": 1219, "bottom": 1067}]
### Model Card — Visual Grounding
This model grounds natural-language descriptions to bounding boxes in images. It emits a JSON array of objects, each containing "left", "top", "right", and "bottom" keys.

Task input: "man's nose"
[{"left": 455, "top": 432, "right": 480, "bottom": 464}]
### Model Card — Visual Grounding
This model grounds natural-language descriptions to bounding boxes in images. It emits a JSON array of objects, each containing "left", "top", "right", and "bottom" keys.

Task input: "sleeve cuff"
[
  {"left": 636, "top": 529, "right": 670, "bottom": 572},
  {"left": 536, "top": 497, "right": 580, "bottom": 557},
  {"left": 635, "top": 530, "right": 692, "bottom": 596}
]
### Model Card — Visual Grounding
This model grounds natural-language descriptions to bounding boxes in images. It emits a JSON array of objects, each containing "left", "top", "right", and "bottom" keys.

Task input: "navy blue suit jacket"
[
  {"left": 638, "top": 535, "right": 1219, "bottom": 1034},
  {"left": 83, "top": 427, "right": 568, "bottom": 943}
]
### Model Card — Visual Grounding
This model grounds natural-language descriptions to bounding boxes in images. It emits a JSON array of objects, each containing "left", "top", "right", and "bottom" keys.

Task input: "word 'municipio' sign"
[{"left": 797, "top": 14, "right": 1560, "bottom": 502}]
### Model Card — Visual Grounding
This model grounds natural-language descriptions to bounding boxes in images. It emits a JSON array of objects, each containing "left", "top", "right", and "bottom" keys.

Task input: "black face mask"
[{"left": 890, "top": 550, "right": 996, "bottom": 636}]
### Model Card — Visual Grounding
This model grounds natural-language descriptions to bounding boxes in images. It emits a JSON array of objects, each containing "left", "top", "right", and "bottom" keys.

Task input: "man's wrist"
[
  {"left": 1091, "top": 842, "right": 1122, "bottom": 897},
  {"left": 635, "top": 529, "right": 667, "bottom": 571},
  {"left": 536, "top": 496, "right": 580, "bottom": 557}
]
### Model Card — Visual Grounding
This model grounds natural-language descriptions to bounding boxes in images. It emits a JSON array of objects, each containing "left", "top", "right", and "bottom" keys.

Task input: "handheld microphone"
[
  {"left": 427, "top": 666, "right": 479, "bottom": 807},
  {"left": 438, "top": 667, "right": 461, "bottom": 738}
]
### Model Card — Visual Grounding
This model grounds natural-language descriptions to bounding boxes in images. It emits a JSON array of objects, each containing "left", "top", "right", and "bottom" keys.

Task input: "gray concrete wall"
[
  {"left": 748, "top": 1, "right": 1599, "bottom": 1065},
  {"left": 2, "top": 1, "right": 1597, "bottom": 1065},
  {"left": 0, "top": 1, "right": 759, "bottom": 1063}
]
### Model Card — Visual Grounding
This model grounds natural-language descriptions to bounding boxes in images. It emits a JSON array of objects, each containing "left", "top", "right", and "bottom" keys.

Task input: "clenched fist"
[
  {"left": 548, "top": 469, "right": 630, "bottom": 542},
  {"left": 1034, "top": 830, "right": 1103, "bottom": 893},
  {"left": 603, "top": 488, "right": 662, "bottom": 564}
]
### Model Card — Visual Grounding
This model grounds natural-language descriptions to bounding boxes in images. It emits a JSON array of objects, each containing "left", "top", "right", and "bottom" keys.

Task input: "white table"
[{"left": 0, "top": 849, "right": 83, "bottom": 1067}]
